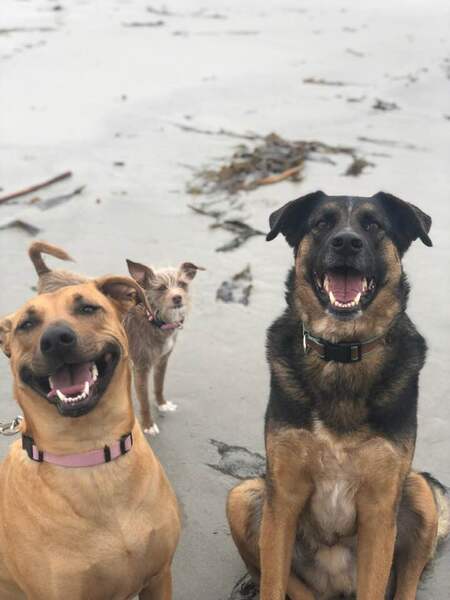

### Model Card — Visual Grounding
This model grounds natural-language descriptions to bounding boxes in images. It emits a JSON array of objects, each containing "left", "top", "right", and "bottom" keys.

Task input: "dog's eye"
[
  {"left": 315, "top": 220, "right": 329, "bottom": 230},
  {"left": 17, "top": 319, "right": 35, "bottom": 332},
  {"left": 178, "top": 281, "right": 188, "bottom": 290},
  {"left": 79, "top": 305, "right": 100, "bottom": 315},
  {"left": 157, "top": 285, "right": 167, "bottom": 292},
  {"left": 365, "top": 221, "right": 380, "bottom": 232}
]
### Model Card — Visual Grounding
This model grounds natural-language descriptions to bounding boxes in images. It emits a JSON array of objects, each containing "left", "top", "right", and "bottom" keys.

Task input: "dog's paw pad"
[
  {"left": 144, "top": 424, "right": 160, "bottom": 436},
  {"left": 158, "top": 401, "right": 178, "bottom": 413}
]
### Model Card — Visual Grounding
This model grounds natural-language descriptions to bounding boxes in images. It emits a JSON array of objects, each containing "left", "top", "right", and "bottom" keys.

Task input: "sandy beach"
[{"left": 1, "top": 0, "right": 449, "bottom": 597}]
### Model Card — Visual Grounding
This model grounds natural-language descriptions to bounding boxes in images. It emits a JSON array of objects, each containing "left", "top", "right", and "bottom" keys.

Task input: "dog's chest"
[
  {"left": 160, "top": 334, "right": 176, "bottom": 357},
  {"left": 307, "top": 426, "right": 358, "bottom": 541}
]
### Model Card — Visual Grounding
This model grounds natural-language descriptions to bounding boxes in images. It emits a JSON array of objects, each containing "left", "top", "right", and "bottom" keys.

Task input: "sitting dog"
[
  {"left": 227, "top": 191, "right": 449, "bottom": 600},
  {"left": 124, "top": 259, "right": 204, "bottom": 436},
  {"left": 0, "top": 276, "right": 180, "bottom": 599}
]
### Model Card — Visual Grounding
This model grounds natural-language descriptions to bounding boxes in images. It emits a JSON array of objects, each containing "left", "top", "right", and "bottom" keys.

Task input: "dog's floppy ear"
[
  {"left": 179, "top": 262, "right": 206, "bottom": 281},
  {"left": 126, "top": 259, "right": 155, "bottom": 289},
  {"left": 266, "top": 190, "right": 325, "bottom": 247},
  {"left": 95, "top": 275, "right": 151, "bottom": 318},
  {"left": 374, "top": 192, "right": 432, "bottom": 254},
  {"left": 0, "top": 315, "right": 13, "bottom": 359}
]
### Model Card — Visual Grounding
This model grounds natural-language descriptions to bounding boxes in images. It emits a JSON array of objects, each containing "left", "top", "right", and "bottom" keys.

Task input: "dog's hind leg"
[
  {"left": 393, "top": 471, "right": 441, "bottom": 599},
  {"left": 154, "top": 353, "right": 177, "bottom": 413},
  {"left": 134, "top": 365, "right": 158, "bottom": 434},
  {"left": 139, "top": 567, "right": 172, "bottom": 600},
  {"left": 227, "top": 479, "right": 315, "bottom": 600}
]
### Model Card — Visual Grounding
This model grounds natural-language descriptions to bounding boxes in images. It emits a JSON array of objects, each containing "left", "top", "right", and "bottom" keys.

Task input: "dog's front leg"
[
  {"left": 154, "top": 353, "right": 172, "bottom": 409},
  {"left": 259, "top": 431, "right": 313, "bottom": 600},
  {"left": 134, "top": 364, "right": 154, "bottom": 432},
  {"left": 356, "top": 474, "right": 401, "bottom": 599},
  {"left": 139, "top": 567, "right": 172, "bottom": 600}
]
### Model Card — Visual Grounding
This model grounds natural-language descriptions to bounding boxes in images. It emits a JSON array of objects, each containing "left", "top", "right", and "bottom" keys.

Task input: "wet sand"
[{"left": 0, "top": 1, "right": 449, "bottom": 598}]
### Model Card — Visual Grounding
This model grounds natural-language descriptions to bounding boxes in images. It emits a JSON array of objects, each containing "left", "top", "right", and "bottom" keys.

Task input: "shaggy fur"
[{"left": 124, "top": 259, "right": 204, "bottom": 436}]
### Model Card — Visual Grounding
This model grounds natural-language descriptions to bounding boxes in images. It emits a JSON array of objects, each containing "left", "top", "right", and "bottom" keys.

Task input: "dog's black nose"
[
  {"left": 172, "top": 295, "right": 182, "bottom": 306},
  {"left": 330, "top": 232, "right": 363, "bottom": 255},
  {"left": 40, "top": 324, "right": 77, "bottom": 356}
]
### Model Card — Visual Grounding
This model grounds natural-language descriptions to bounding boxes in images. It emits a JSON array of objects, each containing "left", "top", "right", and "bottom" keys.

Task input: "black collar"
[{"left": 302, "top": 326, "right": 385, "bottom": 363}]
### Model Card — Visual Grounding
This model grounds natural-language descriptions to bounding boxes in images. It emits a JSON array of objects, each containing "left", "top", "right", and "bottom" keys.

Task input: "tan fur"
[
  {"left": 0, "top": 281, "right": 180, "bottom": 599},
  {"left": 28, "top": 241, "right": 87, "bottom": 294},
  {"left": 227, "top": 425, "right": 439, "bottom": 600},
  {"left": 295, "top": 235, "right": 402, "bottom": 343}
]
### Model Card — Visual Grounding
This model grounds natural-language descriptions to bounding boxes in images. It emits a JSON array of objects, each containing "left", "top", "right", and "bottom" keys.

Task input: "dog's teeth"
[
  {"left": 84, "top": 381, "right": 90, "bottom": 395},
  {"left": 324, "top": 276, "right": 330, "bottom": 292},
  {"left": 354, "top": 292, "right": 361, "bottom": 304},
  {"left": 56, "top": 390, "right": 68, "bottom": 403},
  {"left": 329, "top": 290, "right": 336, "bottom": 305},
  {"left": 91, "top": 364, "right": 98, "bottom": 382},
  {"left": 362, "top": 278, "right": 367, "bottom": 292}
]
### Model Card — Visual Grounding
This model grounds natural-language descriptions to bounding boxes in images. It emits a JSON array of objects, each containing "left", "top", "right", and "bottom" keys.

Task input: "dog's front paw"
[
  {"left": 158, "top": 401, "right": 178, "bottom": 413},
  {"left": 144, "top": 424, "right": 160, "bottom": 436}
]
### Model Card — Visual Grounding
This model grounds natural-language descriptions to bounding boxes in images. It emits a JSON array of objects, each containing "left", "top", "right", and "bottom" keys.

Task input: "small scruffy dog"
[{"left": 124, "top": 259, "right": 204, "bottom": 435}]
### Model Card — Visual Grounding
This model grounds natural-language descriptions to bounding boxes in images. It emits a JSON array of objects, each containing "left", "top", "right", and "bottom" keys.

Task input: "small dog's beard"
[{"left": 159, "top": 305, "right": 187, "bottom": 323}]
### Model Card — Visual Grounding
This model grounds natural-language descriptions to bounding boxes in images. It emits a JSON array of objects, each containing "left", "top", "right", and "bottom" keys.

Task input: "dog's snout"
[
  {"left": 330, "top": 232, "right": 363, "bottom": 255},
  {"left": 40, "top": 324, "right": 77, "bottom": 356},
  {"left": 172, "top": 295, "right": 182, "bottom": 306}
]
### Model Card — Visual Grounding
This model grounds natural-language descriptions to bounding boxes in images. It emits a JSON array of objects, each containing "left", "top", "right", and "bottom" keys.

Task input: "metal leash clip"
[{"left": 0, "top": 416, "right": 23, "bottom": 436}]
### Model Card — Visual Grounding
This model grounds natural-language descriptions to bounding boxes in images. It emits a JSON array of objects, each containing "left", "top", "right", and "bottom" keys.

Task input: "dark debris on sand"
[
  {"left": 187, "top": 133, "right": 368, "bottom": 196},
  {"left": 216, "top": 265, "right": 253, "bottom": 305},
  {"left": 208, "top": 439, "right": 265, "bottom": 480},
  {"left": 344, "top": 157, "right": 374, "bottom": 177},
  {"left": 228, "top": 574, "right": 259, "bottom": 600}
]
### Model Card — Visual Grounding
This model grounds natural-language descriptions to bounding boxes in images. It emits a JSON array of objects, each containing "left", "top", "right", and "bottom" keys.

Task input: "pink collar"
[{"left": 22, "top": 432, "right": 133, "bottom": 468}]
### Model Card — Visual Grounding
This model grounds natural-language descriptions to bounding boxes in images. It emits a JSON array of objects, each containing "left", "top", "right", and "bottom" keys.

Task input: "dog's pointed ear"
[
  {"left": 266, "top": 190, "right": 325, "bottom": 247},
  {"left": 0, "top": 315, "right": 13, "bottom": 359},
  {"left": 179, "top": 262, "right": 206, "bottom": 281},
  {"left": 374, "top": 192, "right": 432, "bottom": 254},
  {"left": 126, "top": 259, "right": 155, "bottom": 289},
  {"left": 95, "top": 276, "right": 151, "bottom": 318}
]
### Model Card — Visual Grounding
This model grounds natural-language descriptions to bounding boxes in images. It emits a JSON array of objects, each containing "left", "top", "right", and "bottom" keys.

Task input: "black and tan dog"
[
  {"left": 0, "top": 277, "right": 180, "bottom": 598},
  {"left": 227, "top": 191, "right": 449, "bottom": 600}
]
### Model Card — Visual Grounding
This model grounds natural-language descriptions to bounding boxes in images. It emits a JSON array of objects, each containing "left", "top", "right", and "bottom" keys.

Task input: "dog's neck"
[{"left": 15, "top": 361, "right": 135, "bottom": 454}]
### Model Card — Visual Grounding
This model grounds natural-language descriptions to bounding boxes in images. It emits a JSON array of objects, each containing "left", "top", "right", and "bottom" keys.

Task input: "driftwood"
[{"left": 0, "top": 171, "right": 72, "bottom": 205}]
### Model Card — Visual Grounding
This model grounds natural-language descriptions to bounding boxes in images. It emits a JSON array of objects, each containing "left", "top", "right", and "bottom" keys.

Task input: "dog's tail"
[
  {"left": 28, "top": 241, "right": 74, "bottom": 276},
  {"left": 421, "top": 472, "right": 450, "bottom": 544}
]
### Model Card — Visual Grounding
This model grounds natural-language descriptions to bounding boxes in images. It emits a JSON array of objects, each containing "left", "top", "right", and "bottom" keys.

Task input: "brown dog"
[
  {"left": 29, "top": 240, "right": 86, "bottom": 293},
  {"left": 124, "top": 259, "right": 204, "bottom": 436},
  {"left": 0, "top": 277, "right": 180, "bottom": 599}
]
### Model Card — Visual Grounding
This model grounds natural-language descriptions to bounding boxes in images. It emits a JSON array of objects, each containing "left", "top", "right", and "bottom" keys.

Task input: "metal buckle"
[
  {"left": 350, "top": 344, "right": 362, "bottom": 362},
  {"left": 302, "top": 327, "right": 309, "bottom": 355},
  {"left": 0, "top": 415, "right": 23, "bottom": 436}
]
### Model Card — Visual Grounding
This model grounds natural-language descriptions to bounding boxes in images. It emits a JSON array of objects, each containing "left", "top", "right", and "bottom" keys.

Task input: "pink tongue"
[
  {"left": 48, "top": 362, "right": 94, "bottom": 398},
  {"left": 328, "top": 271, "right": 363, "bottom": 303}
]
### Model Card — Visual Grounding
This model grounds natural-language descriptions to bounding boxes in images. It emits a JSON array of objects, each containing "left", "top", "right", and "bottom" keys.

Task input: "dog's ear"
[
  {"left": 179, "top": 262, "right": 206, "bottom": 281},
  {"left": 95, "top": 276, "right": 151, "bottom": 318},
  {"left": 374, "top": 192, "right": 432, "bottom": 254},
  {"left": 266, "top": 190, "right": 325, "bottom": 247},
  {"left": 0, "top": 315, "right": 13, "bottom": 359},
  {"left": 125, "top": 259, "right": 155, "bottom": 289}
]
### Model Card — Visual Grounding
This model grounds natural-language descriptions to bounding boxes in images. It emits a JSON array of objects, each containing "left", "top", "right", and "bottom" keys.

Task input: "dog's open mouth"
[
  {"left": 21, "top": 346, "right": 120, "bottom": 417},
  {"left": 314, "top": 267, "right": 376, "bottom": 314}
]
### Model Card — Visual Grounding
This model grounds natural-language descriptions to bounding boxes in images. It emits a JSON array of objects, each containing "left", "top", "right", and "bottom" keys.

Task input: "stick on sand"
[{"left": 0, "top": 171, "right": 73, "bottom": 205}]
